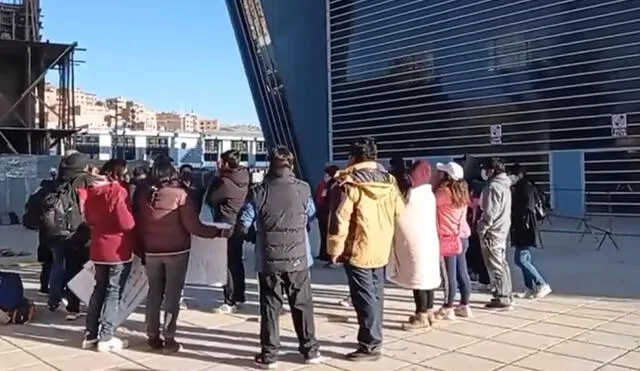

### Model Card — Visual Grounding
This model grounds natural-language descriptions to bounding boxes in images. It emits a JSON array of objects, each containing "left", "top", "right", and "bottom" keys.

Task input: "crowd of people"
[{"left": 26, "top": 136, "right": 552, "bottom": 369}]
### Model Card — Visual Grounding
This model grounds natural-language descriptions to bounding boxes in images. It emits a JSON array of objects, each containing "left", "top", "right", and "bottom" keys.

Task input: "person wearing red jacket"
[{"left": 81, "top": 159, "right": 136, "bottom": 352}]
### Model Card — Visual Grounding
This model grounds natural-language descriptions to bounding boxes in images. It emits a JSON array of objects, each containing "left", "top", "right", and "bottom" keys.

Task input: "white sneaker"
[
  {"left": 517, "top": 289, "right": 536, "bottom": 299},
  {"left": 534, "top": 284, "right": 552, "bottom": 299},
  {"left": 97, "top": 337, "right": 128, "bottom": 352},
  {"left": 65, "top": 312, "right": 83, "bottom": 321},
  {"left": 338, "top": 297, "right": 351, "bottom": 308},
  {"left": 81, "top": 338, "right": 98, "bottom": 350},
  {"left": 215, "top": 304, "right": 238, "bottom": 314}
]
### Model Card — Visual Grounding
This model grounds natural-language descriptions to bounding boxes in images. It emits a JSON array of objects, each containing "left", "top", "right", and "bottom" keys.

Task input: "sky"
[{"left": 42, "top": 0, "right": 258, "bottom": 125}]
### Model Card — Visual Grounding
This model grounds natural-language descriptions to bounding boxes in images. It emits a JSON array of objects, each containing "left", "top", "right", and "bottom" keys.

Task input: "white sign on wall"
[
  {"left": 611, "top": 114, "right": 628, "bottom": 137},
  {"left": 490, "top": 124, "right": 502, "bottom": 145}
]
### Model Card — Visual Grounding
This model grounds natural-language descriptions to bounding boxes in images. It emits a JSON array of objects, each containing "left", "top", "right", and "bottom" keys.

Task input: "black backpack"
[
  {"left": 22, "top": 180, "right": 54, "bottom": 230},
  {"left": 40, "top": 182, "right": 83, "bottom": 238}
]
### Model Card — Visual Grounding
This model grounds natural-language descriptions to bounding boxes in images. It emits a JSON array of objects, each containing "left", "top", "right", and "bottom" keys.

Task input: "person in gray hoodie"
[{"left": 478, "top": 158, "right": 514, "bottom": 309}]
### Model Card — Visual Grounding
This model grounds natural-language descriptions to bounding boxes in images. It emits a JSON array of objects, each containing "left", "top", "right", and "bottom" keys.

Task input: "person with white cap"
[{"left": 433, "top": 162, "right": 473, "bottom": 320}]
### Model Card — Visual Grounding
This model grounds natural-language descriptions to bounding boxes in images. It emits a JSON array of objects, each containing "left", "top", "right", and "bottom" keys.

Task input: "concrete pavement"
[{"left": 1, "top": 221, "right": 640, "bottom": 371}]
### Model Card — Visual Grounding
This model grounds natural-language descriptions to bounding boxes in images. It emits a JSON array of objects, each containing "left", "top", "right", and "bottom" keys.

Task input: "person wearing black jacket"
[
  {"left": 510, "top": 165, "right": 551, "bottom": 299},
  {"left": 206, "top": 149, "right": 250, "bottom": 314},
  {"left": 238, "top": 146, "right": 321, "bottom": 368},
  {"left": 389, "top": 155, "right": 411, "bottom": 197},
  {"left": 47, "top": 153, "right": 95, "bottom": 320}
]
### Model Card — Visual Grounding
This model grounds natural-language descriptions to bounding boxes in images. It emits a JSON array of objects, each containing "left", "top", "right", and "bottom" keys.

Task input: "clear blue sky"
[{"left": 42, "top": 0, "right": 258, "bottom": 125}]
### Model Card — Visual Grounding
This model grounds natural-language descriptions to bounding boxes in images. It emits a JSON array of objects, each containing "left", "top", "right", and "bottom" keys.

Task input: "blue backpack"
[{"left": 0, "top": 272, "right": 24, "bottom": 312}]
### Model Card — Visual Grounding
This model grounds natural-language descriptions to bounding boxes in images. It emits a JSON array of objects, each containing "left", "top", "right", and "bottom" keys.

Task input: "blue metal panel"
[
  {"left": 225, "top": 0, "right": 329, "bottom": 187},
  {"left": 550, "top": 150, "right": 585, "bottom": 217}
]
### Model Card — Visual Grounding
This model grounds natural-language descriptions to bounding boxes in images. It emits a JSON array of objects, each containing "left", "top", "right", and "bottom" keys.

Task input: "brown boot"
[{"left": 402, "top": 312, "right": 431, "bottom": 331}]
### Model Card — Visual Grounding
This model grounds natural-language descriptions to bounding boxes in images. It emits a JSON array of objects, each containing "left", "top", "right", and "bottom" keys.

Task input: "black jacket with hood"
[{"left": 206, "top": 167, "right": 250, "bottom": 226}]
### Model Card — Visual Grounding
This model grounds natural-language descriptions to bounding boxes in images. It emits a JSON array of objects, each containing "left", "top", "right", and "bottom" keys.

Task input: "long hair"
[
  {"left": 439, "top": 173, "right": 470, "bottom": 208},
  {"left": 151, "top": 157, "right": 180, "bottom": 187}
]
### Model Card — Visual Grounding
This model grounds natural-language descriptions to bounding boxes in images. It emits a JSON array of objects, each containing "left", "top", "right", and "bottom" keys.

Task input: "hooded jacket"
[
  {"left": 83, "top": 180, "right": 136, "bottom": 264},
  {"left": 207, "top": 167, "right": 250, "bottom": 225},
  {"left": 135, "top": 181, "right": 220, "bottom": 256},
  {"left": 327, "top": 161, "right": 405, "bottom": 269},
  {"left": 477, "top": 172, "right": 512, "bottom": 243}
]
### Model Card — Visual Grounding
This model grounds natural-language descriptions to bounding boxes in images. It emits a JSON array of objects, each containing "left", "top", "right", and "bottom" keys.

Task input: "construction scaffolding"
[{"left": 0, "top": 0, "right": 79, "bottom": 154}]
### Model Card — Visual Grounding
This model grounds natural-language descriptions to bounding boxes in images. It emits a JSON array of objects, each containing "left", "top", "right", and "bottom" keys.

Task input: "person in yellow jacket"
[{"left": 327, "top": 137, "right": 404, "bottom": 362}]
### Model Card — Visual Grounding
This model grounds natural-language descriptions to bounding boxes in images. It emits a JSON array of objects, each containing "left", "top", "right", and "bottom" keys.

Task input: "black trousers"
[
  {"left": 412, "top": 290, "right": 434, "bottom": 314},
  {"left": 345, "top": 264, "right": 384, "bottom": 353},
  {"left": 223, "top": 234, "right": 246, "bottom": 305},
  {"left": 317, "top": 210, "right": 329, "bottom": 261},
  {"left": 63, "top": 247, "right": 88, "bottom": 313},
  {"left": 467, "top": 234, "right": 490, "bottom": 285},
  {"left": 258, "top": 269, "right": 319, "bottom": 359}
]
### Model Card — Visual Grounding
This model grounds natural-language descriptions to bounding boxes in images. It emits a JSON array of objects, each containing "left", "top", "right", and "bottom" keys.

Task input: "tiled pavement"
[{"left": 1, "top": 224, "right": 640, "bottom": 371}]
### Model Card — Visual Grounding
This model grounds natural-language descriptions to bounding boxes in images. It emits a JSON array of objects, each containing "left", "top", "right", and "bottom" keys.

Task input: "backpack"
[
  {"left": 0, "top": 272, "right": 24, "bottom": 312},
  {"left": 40, "top": 182, "right": 83, "bottom": 238},
  {"left": 22, "top": 181, "right": 54, "bottom": 230},
  {"left": 0, "top": 300, "right": 36, "bottom": 325}
]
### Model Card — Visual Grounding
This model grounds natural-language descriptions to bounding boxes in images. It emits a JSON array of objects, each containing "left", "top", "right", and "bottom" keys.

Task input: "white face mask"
[
  {"left": 481, "top": 169, "right": 489, "bottom": 181},
  {"left": 509, "top": 174, "right": 519, "bottom": 184},
  {"left": 324, "top": 174, "right": 331, "bottom": 182}
]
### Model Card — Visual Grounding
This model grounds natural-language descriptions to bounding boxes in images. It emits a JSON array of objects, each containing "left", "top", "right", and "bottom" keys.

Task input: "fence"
[{"left": 0, "top": 155, "right": 61, "bottom": 221}]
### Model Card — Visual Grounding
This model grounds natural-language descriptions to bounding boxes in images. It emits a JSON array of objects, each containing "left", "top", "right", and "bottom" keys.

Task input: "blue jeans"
[
  {"left": 514, "top": 246, "right": 546, "bottom": 290},
  {"left": 345, "top": 264, "right": 384, "bottom": 353},
  {"left": 442, "top": 238, "right": 472, "bottom": 307},
  {"left": 85, "top": 263, "right": 132, "bottom": 341}
]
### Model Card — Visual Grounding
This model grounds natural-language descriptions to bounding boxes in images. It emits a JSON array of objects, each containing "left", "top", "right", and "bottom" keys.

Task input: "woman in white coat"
[{"left": 387, "top": 160, "right": 441, "bottom": 331}]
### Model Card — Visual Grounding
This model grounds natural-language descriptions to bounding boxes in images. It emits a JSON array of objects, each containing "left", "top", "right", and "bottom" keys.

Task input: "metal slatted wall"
[
  {"left": 328, "top": 0, "right": 640, "bottom": 213},
  {"left": 228, "top": 0, "right": 304, "bottom": 173},
  {"left": 585, "top": 148, "right": 640, "bottom": 215}
]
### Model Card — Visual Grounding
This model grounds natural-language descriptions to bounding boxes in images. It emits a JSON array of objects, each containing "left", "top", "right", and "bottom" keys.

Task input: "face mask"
[
  {"left": 481, "top": 169, "right": 489, "bottom": 181},
  {"left": 324, "top": 174, "right": 331, "bottom": 182},
  {"left": 509, "top": 174, "right": 519, "bottom": 184}
]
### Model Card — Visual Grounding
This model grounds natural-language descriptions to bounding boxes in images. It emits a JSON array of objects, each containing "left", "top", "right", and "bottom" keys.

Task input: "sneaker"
[
  {"left": 454, "top": 305, "right": 473, "bottom": 318},
  {"left": 162, "top": 339, "right": 182, "bottom": 354},
  {"left": 435, "top": 307, "right": 456, "bottom": 320},
  {"left": 147, "top": 337, "right": 164, "bottom": 351},
  {"left": 215, "top": 303, "right": 238, "bottom": 314},
  {"left": 304, "top": 352, "right": 324, "bottom": 364},
  {"left": 338, "top": 297, "right": 351, "bottom": 308},
  {"left": 517, "top": 289, "right": 536, "bottom": 299},
  {"left": 534, "top": 284, "right": 552, "bottom": 299},
  {"left": 97, "top": 337, "right": 129, "bottom": 352},
  {"left": 254, "top": 353, "right": 278, "bottom": 369},
  {"left": 345, "top": 348, "right": 382, "bottom": 362},
  {"left": 65, "top": 312, "right": 82, "bottom": 321},
  {"left": 402, "top": 312, "right": 434, "bottom": 331},
  {"left": 47, "top": 302, "right": 65, "bottom": 313},
  {"left": 485, "top": 299, "right": 513, "bottom": 310},
  {"left": 81, "top": 337, "right": 98, "bottom": 350}
]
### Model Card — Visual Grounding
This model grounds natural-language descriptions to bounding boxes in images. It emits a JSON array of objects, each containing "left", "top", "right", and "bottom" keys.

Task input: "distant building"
[
  {"left": 156, "top": 112, "right": 182, "bottom": 132},
  {"left": 199, "top": 118, "right": 219, "bottom": 133}
]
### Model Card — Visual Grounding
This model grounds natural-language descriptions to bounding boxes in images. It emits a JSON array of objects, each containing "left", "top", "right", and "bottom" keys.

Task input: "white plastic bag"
[
  {"left": 68, "top": 257, "right": 148, "bottom": 328},
  {"left": 185, "top": 193, "right": 230, "bottom": 286}
]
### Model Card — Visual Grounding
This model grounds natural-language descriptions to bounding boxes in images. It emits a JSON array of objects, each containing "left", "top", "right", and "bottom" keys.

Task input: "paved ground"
[{"left": 1, "top": 218, "right": 640, "bottom": 371}]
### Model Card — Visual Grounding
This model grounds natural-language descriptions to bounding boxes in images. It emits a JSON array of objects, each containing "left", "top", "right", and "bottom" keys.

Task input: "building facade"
[
  {"left": 227, "top": 0, "right": 640, "bottom": 216},
  {"left": 73, "top": 129, "right": 267, "bottom": 168}
]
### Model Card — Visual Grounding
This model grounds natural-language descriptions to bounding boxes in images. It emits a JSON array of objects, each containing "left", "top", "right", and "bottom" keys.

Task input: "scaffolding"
[{"left": 0, "top": 0, "right": 79, "bottom": 154}]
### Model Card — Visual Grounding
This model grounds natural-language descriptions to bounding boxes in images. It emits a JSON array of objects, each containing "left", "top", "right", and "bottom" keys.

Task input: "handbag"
[{"left": 439, "top": 211, "right": 464, "bottom": 257}]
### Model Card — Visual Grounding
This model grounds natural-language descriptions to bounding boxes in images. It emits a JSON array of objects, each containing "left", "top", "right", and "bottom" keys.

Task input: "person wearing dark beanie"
[{"left": 47, "top": 151, "right": 95, "bottom": 319}]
